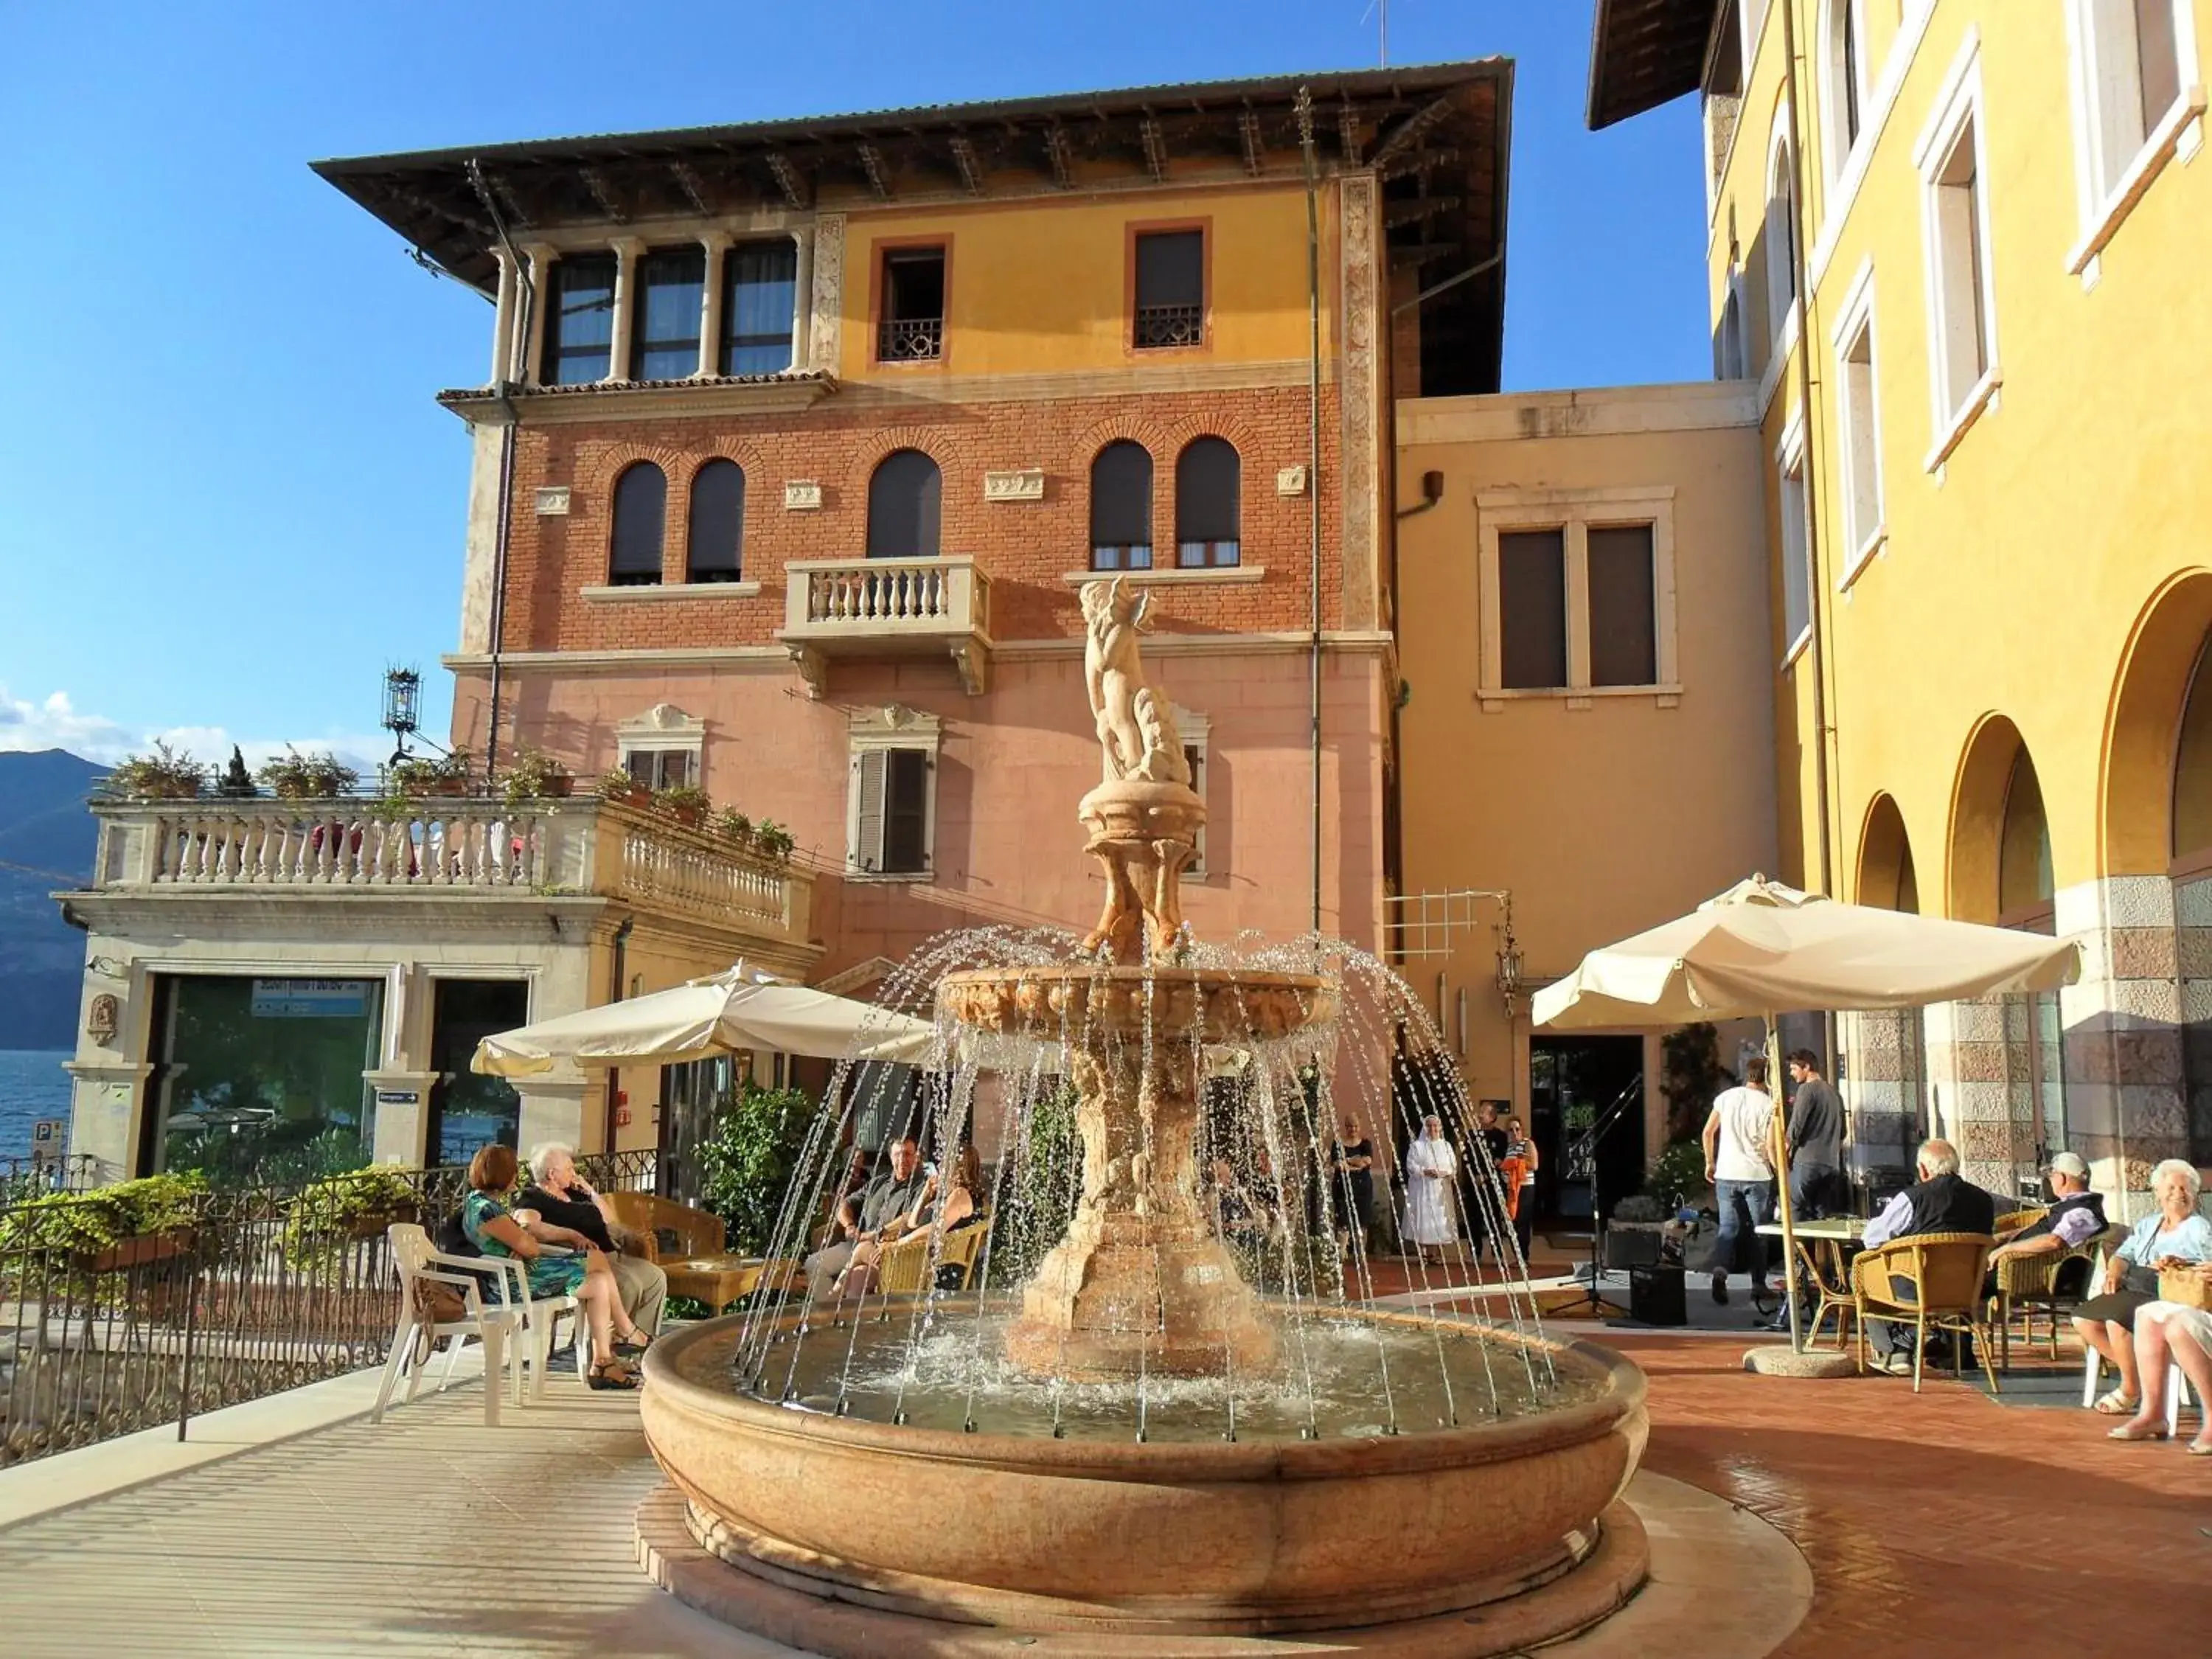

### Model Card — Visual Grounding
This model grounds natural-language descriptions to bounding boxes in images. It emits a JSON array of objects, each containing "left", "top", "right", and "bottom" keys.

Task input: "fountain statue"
[{"left": 638, "top": 580, "right": 1651, "bottom": 1655}]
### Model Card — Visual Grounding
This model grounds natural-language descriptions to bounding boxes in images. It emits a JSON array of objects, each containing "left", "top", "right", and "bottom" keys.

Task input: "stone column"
[
  {"left": 790, "top": 226, "right": 814, "bottom": 371},
  {"left": 517, "top": 1077, "right": 591, "bottom": 1157},
  {"left": 607, "top": 237, "right": 644, "bottom": 383},
  {"left": 1837, "top": 1007, "right": 1921, "bottom": 1187},
  {"left": 490, "top": 246, "right": 520, "bottom": 384},
  {"left": 520, "top": 243, "right": 554, "bottom": 386},
  {"left": 61, "top": 1061, "right": 151, "bottom": 1183},
  {"left": 1922, "top": 995, "right": 2028, "bottom": 1197},
  {"left": 364, "top": 1069, "right": 440, "bottom": 1166},
  {"left": 696, "top": 232, "right": 728, "bottom": 378},
  {"left": 807, "top": 214, "right": 844, "bottom": 374},
  {"left": 2058, "top": 874, "right": 2186, "bottom": 1200}
]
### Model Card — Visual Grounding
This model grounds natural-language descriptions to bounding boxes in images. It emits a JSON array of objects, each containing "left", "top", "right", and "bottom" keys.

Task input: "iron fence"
[
  {"left": 1133, "top": 302, "right": 1203, "bottom": 349},
  {"left": 0, "top": 1155, "right": 112, "bottom": 1200},
  {"left": 0, "top": 1148, "right": 661, "bottom": 1468}
]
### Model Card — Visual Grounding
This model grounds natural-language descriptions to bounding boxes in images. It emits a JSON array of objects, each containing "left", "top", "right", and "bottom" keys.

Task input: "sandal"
[
  {"left": 587, "top": 1360, "right": 640, "bottom": 1391},
  {"left": 2107, "top": 1423, "right": 2168, "bottom": 1441},
  {"left": 2187, "top": 1441, "right": 2212, "bottom": 1457},
  {"left": 2092, "top": 1389, "right": 2140, "bottom": 1415},
  {"left": 614, "top": 1332, "right": 654, "bottom": 1358}
]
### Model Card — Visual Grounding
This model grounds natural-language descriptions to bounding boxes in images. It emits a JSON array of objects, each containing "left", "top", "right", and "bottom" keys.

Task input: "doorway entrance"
[
  {"left": 426, "top": 980, "right": 527, "bottom": 1168},
  {"left": 1528, "top": 1036, "right": 1645, "bottom": 1227}
]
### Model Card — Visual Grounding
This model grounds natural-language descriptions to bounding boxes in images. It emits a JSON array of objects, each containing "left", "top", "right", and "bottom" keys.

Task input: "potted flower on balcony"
[
  {"left": 389, "top": 749, "right": 471, "bottom": 799},
  {"left": 0, "top": 1171, "right": 208, "bottom": 1273},
  {"left": 714, "top": 807, "right": 754, "bottom": 846},
  {"left": 597, "top": 768, "right": 653, "bottom": 810},
  {"left": 753, "top": 819, "right": 796, "bottom": 865},
  {"left": 257, "top": 746, "right": 360, "bottom": 800},
  {"left": 104, "top": 740, "right": 208, "bottom": 801},
  {"left": 653, "top": 783, "right": 714, "bottom": 829},
  {"left": 501, "top": 745, "right": 574, "bottom": 809},
  {"left": 279, "top": 1166, "right": 424, "bottom": 1269}
]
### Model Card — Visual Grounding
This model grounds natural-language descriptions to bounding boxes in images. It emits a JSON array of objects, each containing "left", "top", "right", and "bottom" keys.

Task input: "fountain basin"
[{"left": 641, "top": 1313, "right": 1649, "bottom": 1650}]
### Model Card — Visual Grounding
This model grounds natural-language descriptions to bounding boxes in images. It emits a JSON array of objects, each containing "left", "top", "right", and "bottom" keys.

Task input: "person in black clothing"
[
  {"left": 1330, "top": 1116, "right": 1376, "bottom": 1256},
  {"left": 1464, "top": 1102, "right": 1512, "bottom": 1262},
  {"left": 1782, "top": 1050, "right": 1847, "bottom": 1220},
  {"left": 1859, "top": 1138, "right": 1997, "bottom": 1371},
  {"left": 518, "top": 1144, "right": 668, "bottom": 1335}
]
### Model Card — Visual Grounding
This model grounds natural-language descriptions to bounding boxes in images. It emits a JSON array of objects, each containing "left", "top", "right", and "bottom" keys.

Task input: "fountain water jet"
[{"left": 638, "top": 578, "right": 1651, "bottom": 1655}]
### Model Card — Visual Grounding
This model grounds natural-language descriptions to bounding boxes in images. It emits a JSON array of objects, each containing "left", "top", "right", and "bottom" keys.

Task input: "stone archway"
[
  {"left": 1854, "top": 792, "right": 1919, "bottom": 913},
  {"left": 1945, "top": 714, "right": 2031, "bottom": 925},
  {"left": 2100, "top": 570, "right": 2212, "bottom": 874},
  {"left": 1846, "top": 793, "right": 1928, "bottom": 1183}
]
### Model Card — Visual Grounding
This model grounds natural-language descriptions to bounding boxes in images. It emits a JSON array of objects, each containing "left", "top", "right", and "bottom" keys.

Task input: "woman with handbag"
[
  {"left": 2073, "top": 1160, "right": 2211, "bottom": 1416},
  {"left": 2111, "top": 1261, "right": 2212, "bottom": 1451}
]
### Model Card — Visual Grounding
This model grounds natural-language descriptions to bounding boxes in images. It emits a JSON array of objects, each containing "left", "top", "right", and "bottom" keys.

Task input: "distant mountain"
[{"left": 0, "top": 750, "right": 106, "bottom": 1050}]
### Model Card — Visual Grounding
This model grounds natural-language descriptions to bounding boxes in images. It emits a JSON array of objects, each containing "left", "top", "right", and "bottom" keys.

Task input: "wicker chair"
[
  {"left": 1986, "top": 1222, "right": 2116, "bottom": 1370},
  {"left": 1851, "top": 1231, "right": 2000, "bottom": 1394},
  {"left": 876, "top": 1212, "right": 993, "bottom": 1296},
  {"left": 604, "top": 1192, "right": 725, "bottom": 1263},
  {"left": 1790, "top": 1239, "right": 1858, "bottom": 1350}
]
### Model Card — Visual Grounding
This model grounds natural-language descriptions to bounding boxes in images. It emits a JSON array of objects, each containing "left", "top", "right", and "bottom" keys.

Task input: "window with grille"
[
  {"left": 1090, "top": 442, "right": 1154, "bottom": 570},
  {"left": 1134, "top": 229, "right": 1205, "bottom": 349},
  {"left": 1497, "top": 529, "right": 1568, "bottom": 690},
  {"left": 609, "top": 462, "right": 667, "bottom": 585},
  {"left": 852, "top": 747, "right": 931, "bottom": 875},
  {"left": 542, "top": 254, "right": 616, "bottom": 385},
  {"left": 1175, "top": 437, "right": 1239, "bottom": 568},
  {"left": 866, "top": 450, "right": 942, "bottom": 559},
  {"left": 722, "top": 240, "right": 796, "bottom": 376},
  {"left": 878, "top": 247, "right": 945, "bottom": 362},
  {"left": 686, "top": 460, "right": 745, "bottom": 583},
  {"left": 631, "top": 248, "right": 705, "bottom": 380}
]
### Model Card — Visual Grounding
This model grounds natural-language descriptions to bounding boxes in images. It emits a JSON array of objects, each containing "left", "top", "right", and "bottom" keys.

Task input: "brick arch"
[
  {"left": 862, "top": 434, "right": 956, "bottom": 559},
  {"left": 577, "top": 442, "right": 695, "bottom": 582},
  {"left": 680, "top": 451, "right": 763, "bottom": 582},
  {"left": 2100, "top": 568, "right": 2212, "bottom": 875},
  {"left": 1161, "top": 424, "right": 1258, "bottom": 561}
]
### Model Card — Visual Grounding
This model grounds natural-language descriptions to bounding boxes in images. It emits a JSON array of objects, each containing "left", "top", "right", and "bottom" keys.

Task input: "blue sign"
[{"left": 251, "top": 979, "right": 370, "bottom": 1019}]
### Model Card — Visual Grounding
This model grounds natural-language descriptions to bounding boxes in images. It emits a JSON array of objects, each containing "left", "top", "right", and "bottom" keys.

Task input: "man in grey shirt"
[
  {"left": 1784, "top": 1049, "right": 1846, "bottom": 1220},
  {"left": 805, "top": 1136, "right": 932, "bottom": 1292}
]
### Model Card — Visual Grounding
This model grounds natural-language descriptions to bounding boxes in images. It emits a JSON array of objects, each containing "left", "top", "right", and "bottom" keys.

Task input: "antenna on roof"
[{"left": 1359, "top": 0, "right": 1389, "bottom": 66}]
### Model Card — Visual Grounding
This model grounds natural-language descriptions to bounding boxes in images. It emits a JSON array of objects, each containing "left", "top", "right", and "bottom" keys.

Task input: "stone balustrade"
[{"left": 779, "top": 555, "right": 992, "bottom": 695}]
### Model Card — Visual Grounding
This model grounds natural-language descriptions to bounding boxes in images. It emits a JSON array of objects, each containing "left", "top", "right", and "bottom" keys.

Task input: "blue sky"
[{"left": 0, "top": 1, "right": 1705, "bottom": 769}]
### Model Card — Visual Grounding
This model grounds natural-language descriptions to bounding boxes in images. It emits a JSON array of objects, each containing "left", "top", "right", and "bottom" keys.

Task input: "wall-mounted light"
[{"left": 1495, "top": 905, "right": 1526, "bottom": 1019}]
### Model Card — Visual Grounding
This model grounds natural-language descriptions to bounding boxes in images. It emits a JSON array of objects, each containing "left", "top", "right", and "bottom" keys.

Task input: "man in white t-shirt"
[{"left": 1700, "top": 1056, "right": 1777, "bottom": 1307}]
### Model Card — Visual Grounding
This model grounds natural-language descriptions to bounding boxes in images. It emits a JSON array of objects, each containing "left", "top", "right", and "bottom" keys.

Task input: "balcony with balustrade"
[{"left": 779, "top": 554, "right": 994, "bottom": 696}]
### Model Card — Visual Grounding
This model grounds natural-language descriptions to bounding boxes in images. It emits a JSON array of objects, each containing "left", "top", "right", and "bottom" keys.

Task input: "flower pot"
[
  {"left": 346, "top": 1205, "right": 420, "bottom": 1240},
  {"left": 667, "top": 803, "right": 707, "bottom": 829},
  {"left": 77, "top": 1228, "right": 195, "bottom": 1275},
  {"left": 538, "top": 775, "right": 574, "bottom": 799}
]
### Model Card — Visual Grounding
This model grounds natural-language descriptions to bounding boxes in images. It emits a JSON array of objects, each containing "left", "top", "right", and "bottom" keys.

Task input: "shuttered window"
[
  {"left": 686, "top": 459, "right": 745, "bottom": 582},
  {"left": 852, "top": 747, "right": 930, "bottom": 874},
  {"left": 1497, "top": 529, "right": 1568, "bottom": 689},
  {"left": 867, "top": 449, "right": 942, "bottom": 559},
  {"left": 1586, "top": 525, "right": 1658, "bottom": 687},
  {"left": 1090, "top": 441, "right": 1153, "bottom": 570},
  {"left": 609, "top": 462, "right": 667, "bottom": 585}
]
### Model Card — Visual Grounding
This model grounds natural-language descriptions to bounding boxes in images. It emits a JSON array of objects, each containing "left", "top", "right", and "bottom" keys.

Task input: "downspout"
[
  {"left": 467, "top": 160, "right": 531, "bottom": 785},
  {"left": 1778, "top": 12, "right": 1841, "bottom": 1063},
  {"left": 603, "top": 915, "right": 636, "bottom": 1152},
  {"left": 1297, "top": 87, "right": 1325, "bottom": 939}
]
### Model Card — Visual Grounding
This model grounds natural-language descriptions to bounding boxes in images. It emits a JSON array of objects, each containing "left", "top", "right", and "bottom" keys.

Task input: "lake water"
[{"left": 0, "top": 1050, "right": 72, "bottom": 1162}]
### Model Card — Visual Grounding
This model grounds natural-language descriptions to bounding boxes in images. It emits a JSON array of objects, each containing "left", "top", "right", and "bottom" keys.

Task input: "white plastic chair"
[
  {"left": 372, "top": 1223, "right": 526, "bottom": 1427},
  {"left": 2081, "top": 1344, "right": 2198, "bottom": 1433}
]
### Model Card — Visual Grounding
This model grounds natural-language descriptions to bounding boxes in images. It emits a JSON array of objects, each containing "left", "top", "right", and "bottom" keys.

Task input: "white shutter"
[{"left": 853, "top": 748, "right": 888, "bottom": 872}]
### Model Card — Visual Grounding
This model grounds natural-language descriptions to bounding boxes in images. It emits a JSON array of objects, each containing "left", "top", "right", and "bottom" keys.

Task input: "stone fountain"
[{"left": 638, "top": 577, "right": 1651, "bottom": 1655}]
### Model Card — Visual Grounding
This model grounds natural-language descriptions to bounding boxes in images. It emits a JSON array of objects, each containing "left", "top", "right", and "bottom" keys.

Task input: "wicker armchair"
[
  {"left": 604, "top": 1192, "right": 726, "bottom": 1264},
  {"left": 876, "top": 1213, "right": 993, "bottom": 1296},
  {"left": 1790, "top": 1239, "right": 1858, "bottom": 1350},
  {"left": 1851, "top": 1231, "right": 2000, "bottom": 1394},
  {"left": 1986, "top": 1223, "right": 2114, "bottom": 1370}
]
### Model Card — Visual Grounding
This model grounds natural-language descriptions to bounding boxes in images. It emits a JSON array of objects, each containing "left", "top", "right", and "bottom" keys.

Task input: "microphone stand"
[{"left": 1554, "top": 1073, "right": 1642, "bottom": 1320}]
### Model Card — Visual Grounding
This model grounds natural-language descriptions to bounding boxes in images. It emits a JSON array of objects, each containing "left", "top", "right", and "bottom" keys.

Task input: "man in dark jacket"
[
  {"left": 1860, "top": 1137, "right": 1996, "bottom": 1371},
  {"left": 1783, "top": 1049, "right": 1847, "bottom": 1220}
]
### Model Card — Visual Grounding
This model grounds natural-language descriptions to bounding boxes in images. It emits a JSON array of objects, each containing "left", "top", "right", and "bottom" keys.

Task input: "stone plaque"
[
  {"left": 784, "top": 480, "right": 823, "bottom": 510},
  {"left": 984, "top": 467, "right": 1045, "bottom": 503},
  {"left": 1275, "top": 465, "right": 1309, "bottom": 496},
  {"left": 534, "top": 485, "right": 572, "bottom": 515}
]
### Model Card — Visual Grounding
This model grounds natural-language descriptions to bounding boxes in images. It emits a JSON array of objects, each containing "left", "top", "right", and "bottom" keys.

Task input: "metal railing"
[
  {"left": 1134, "top": 302, "right": 1203, "bottom": 349},
  {"left": 877, "top": 315, "right": 943, "bottom": 361},
  {"left": 0, "top": 1155, "right": 111, "bottom": 1200},
  {"left": 0, "top": 1148, "right": 660, "bottom": 1468}
]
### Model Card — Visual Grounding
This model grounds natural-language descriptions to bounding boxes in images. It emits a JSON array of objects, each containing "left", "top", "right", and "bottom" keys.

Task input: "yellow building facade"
[{"left": 1595, "top": 0, "right": 2212, "bottom": 1197}]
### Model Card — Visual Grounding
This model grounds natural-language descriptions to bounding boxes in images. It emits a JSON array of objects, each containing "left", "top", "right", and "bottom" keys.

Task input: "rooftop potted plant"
[
  {"left": 279, "top": 1165, "right": 423, "bottom": 1270},
  {"left": 501, "top": 745, "right": 574, "bottom": 809},
  {"left": 105, "top": 740, "right": 208, "bottom": 801},
  {"left": 597, "top": 768, "right": 652, "bottom": 810},
  {"left": 653, "top": 782, "right": 714, "bottom": 829},
  {"left": 257, "top": 746, "right": 360, "bottom": 800},
  {"left": 389, "top": 748, "right": 471, "bottom": 799}
]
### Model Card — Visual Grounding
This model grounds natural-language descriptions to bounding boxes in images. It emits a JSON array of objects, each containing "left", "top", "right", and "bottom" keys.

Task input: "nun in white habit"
[{"left": 1401, "top": 1115, "right": 1459, "bottom": 1257}]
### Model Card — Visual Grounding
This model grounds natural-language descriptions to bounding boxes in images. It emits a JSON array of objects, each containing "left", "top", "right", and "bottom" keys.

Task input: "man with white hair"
[
  {"left": 1858, "top": 1138, "right": 1997, "bottom": 1372},
  {"left": 518, "top": 1144, "right": 668, "bottom": 1336}
]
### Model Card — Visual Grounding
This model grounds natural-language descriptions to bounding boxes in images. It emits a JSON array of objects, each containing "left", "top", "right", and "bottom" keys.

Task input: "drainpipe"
[
  {"left": 1297, "top": 87, "right": 1325, "bottom": 940},
  {"left": 602, "top": 914, "right": 636, "bottom": 1151},
  {"left": 1778, "top": 6, "right": 1840, "bottom": 1070},
  {"left": 467, "top": 160, "right": 532, "bottom": 784}
]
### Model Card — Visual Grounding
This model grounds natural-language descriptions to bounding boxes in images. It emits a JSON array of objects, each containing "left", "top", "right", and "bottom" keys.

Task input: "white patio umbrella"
[
  {"left": 471, "top": 962, "right": 939, "bottom": 1077},
  {"left": 1532, "top": 874, "right": 2081, "bottom": 1350}
]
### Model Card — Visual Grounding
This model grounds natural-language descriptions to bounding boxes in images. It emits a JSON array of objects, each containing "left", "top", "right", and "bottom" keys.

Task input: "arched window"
[
  {"left": 686, "top": 459, "right": 745, "bottom": 583},
  {"left": 1175, "top": 437, "right": 1239, "bottom": 568},
  {"left": 608, "top": 462, "right": 667, "bottom": 585},
  {"left": 1998, "top": 749, "right": 2054, "bottom": 926},
  {"left": 1089, "top": 442, "right": 1153, "bottom": 571},
  {"left": 1717, "top": 279, "right": 1745, "bottom": 380},
  {"left": 1764, "top": 131, "right": 1797, "bottom": 338},
  {"left": 866, "top": 448, "right": 942, "bottom": 559}
]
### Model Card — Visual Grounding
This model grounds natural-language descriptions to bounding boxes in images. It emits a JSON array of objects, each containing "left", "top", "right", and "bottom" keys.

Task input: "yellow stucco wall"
[
  {"left": 1394, "top": 384, "right": 1778, "bottom": 1130},
  {"left": 838, "top": 184, "right": 1338, "bottom": 380},
  {"left": 1711, "top": 0, "right": 2212, "bottom": 910}
]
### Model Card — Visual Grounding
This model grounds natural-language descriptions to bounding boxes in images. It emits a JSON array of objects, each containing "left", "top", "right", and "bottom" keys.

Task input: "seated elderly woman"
[
  {"left": 516, "top": 1142, "right": 668, "bottom": 1336},
  {"left": 2110, "top": 1261, "right": 2212, "bottom": 1452},
  {"left": 461, "top": 1143, "right": 653, "bottom": 1391},
  {"left": 833, "top": 1144, "right": 987, "bottom": 1300},
  {"left": 2073, "top": 1158, "right": 2212, "bottom": 1416}
]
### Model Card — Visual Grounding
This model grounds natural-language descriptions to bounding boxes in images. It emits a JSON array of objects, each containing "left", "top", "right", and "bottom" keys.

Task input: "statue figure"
[{"left": 1082, "top": 580, "right": 1189, "bottom": 787}]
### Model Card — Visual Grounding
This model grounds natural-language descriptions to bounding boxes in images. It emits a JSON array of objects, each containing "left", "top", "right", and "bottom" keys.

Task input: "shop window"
[
  {"left": 608, "top": 462, "right": 667, "bottom": 585},
  {"left": 686, "top": 459, "right": 745, "bottom": 582},
  {"left": 147, "top": 975, "right": 383, "bottom": 1181},
  {"left": 878, "top": 246, "right": 945, "bottom": 362},
  {"left": 866, "top": 449, "right": 942, "bottom": 559},
  {"left": 1134, "top": 229, "right": 1205, "bottom": 349},
  {"left": 721, "top": 239, "right": 797, "bottom": 375},
  {"left": 631, "top": 247, "right": 705, "bottom": 380},
  {"left": 426, "top": 980, "right": 526, "bottom": 1169},
  {"left": 1175, "top": 437, "right": 1240, "bottom": 568},
  {"left": 541, "top": 253, "right": 617, "bottom": 384},
  {"left": 1090, "top": 441, "right": 1154, "bottom": 570},
  {"left": 1498, "top": 529, "right": 1568, "bottom": 690}
]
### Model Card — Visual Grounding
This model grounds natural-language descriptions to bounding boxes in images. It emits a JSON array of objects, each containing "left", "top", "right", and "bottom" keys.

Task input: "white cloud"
[{"left": 0, "top": 685, "right": 386, "bottom": 774}]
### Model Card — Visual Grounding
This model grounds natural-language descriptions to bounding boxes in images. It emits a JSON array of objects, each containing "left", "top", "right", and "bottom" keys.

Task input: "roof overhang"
[{"left": 1587, "top": 0, "right": 1724, "bottom": 130}]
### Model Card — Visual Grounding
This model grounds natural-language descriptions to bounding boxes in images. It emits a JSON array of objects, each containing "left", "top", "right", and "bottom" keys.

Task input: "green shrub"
[
  {"left": 279, "top": 1166, "right": 422, "bottom": 1269},
  {"left": 1644, "top": 1138, "right": 1710, "bottom": 1212},
  {"left": 698, "top": 1082, "right": 820, "bottom": 1256},
  {"left": 0, "top": 1172, "right": 209, "bottom": 1257}
]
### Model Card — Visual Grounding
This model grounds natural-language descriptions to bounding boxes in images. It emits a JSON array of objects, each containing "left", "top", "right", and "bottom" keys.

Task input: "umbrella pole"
[{"left": 1768, "top": 1014, "right": 1806, "bottom": 1353}]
